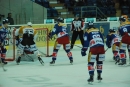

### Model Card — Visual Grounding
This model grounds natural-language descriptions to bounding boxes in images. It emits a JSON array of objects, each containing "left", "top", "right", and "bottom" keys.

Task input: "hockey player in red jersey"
[
  {"left": 48, "top": 17, "right": 73, "bottom": 65},
  {"left": 0, "top": 19, "right": 9, "bottom": 64},
  {"left": 106, "top": 28, "right": 121, "bottom": 64},
  {"left": 118, "top": 15, "right": 130, "bottom": 65},
  {"left": 81, "top": 21, "right": 105, "bottom": 83}
]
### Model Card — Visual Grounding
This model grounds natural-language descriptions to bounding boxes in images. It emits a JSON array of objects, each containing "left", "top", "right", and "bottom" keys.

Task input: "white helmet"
[{"left": 27, "top": 22, "right": 32, "bottom": 26}]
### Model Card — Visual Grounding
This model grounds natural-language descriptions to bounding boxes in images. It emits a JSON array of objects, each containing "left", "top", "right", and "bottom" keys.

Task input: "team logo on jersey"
[
  {"left": 1, "top": 33, "right": 6, "bottom": 38},
  {"left": 84, "top": 36, "right": 87, "bottom": 41}
]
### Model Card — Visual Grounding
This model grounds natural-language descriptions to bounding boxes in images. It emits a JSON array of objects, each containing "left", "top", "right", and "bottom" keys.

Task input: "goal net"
[{"left": 5, "top": 26, "right": 50, "bottom": 62}]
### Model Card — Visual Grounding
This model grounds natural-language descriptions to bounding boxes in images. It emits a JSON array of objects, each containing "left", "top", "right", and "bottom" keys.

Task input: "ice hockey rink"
[{"left": 0, "top": 45, "right": 130, "bottom": 87}]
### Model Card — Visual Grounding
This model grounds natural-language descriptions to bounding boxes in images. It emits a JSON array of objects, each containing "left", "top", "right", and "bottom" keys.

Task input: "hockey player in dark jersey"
[
  {"left": 106, "top": 28, "right": 121, "bottom": 63},
  {"left": 118, "top": 15, "right": 130, "bottom": 65},
  {"left": 0, "top": 19, "right": 9, "bottom": 64},
  {"left": 81, "top": 21, "right": 105, "bottom": 83},
  {"left": 48, "top": 17, "right": 73, "bottom": 65}
]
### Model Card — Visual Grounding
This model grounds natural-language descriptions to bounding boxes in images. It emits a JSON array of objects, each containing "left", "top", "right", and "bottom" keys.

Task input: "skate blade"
[
  {"left": 50, "top": 63, "right": 55, "bottom": 66},
  {"left": 118, "top": 64, "right": 127, "bottom": 67},
  {"left": 70, "top": 63, "right": 73, "bottom": 65},
  {"left": 38, "top": 59, "right": 44, "bottom": 66},
  {"left": 88, "top": 82, "right": 93, "bottom": 85},
  {"left": 98, "top": 80, "right": 102, "bottom": 83},
  {"left": 40, "top": 61, "right": 44, "bottom": 66}
]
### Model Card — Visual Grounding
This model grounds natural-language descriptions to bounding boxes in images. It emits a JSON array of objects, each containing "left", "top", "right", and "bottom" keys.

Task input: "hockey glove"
[
  {"left": 48, "top": 32, "right": 52, "bottom": 40},
  {"left": 16, "top": 40, "right": 20, "bottom": 47},
  {"left": 81, "top": 48, "right": 87, "bottom": 56},
  {"left": 108, "top": 45, "right": 111, "bottom": 48}
]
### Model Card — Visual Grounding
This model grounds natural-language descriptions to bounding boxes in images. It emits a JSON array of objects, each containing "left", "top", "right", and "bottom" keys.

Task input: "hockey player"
[
  {"left": 48, "top": 17, "right": 73, "bottom": 65},
  {"left": 106, "top": 28, "right": 121, "bottom": 63},
  {"left": 118, "top": 15, "right": 130, "bottom": 65},
  {"left": 0, "top": 19, "right": 9, "bottom": 64},
  {"left": 81, "top": 21, "right": 105, "bottom": 83},
  {"left": 15, "top": 22, "right": 44, "bottom": 65}
]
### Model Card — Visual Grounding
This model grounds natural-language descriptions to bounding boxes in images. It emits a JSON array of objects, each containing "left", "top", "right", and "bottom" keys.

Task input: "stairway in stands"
[
  {"left": 49, "top": 0, "right": 74, "bottom": 18},
  {"left": 114, "top": 0, "right": 121, "bottom": 17}
]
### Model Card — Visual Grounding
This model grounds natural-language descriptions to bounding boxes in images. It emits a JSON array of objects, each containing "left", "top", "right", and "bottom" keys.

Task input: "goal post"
[{"left": 5, "top": 25, "right": 51, "bottom": 62}]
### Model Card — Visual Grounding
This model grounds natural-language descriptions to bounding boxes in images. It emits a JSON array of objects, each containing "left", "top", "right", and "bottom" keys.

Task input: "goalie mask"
[{"left": 119, "top": 15, "right": 128, "bottom": 22}]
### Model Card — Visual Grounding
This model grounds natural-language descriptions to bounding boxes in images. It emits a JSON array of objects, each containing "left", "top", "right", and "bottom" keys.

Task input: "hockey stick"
[
  {"left": 0, "top": 58, "right": 7, "bottom": 71},
  {"left": 105, "top": 48, "right": 109, "bottom": 52},
  {"left": 0, "top": 48, "right": 7, "bottom": 71},
  {"left": 39, "top": 50, "right": 52, "bottom": 57},
  {"left": 74, "top": 44, "right": 109, "bottom": 52},
  {"left": 72, "top": 44, "right": 82, "bottom": 48},
  {"left": 23, "top": 52, "right": 34, "bottom": 62},
  {"left": 24, "top": 51, "right": 44, "bottom": 65}
]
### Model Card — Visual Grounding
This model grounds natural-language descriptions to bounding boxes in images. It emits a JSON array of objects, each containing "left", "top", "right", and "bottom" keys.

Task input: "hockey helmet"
[
  {"left": 109, "top": 28, "right": 116, "bottom": 32},
  {"left": 27, "top": 22, "right": 32, "bottom": 26},
  {"left": 75, "top": 14, "right": 80, "bottom": 18},
  {"left": 119, "top": 15, "right": 128, "bottom": 22},
  {"left": 88, "top": 21, "right": 94, "bottom": 28},
  {"left": 57, "top": 17, "right": 64, "bottom": 23},
  {"left": 2, "top": 19, "right": 9, "bottom": 24}
]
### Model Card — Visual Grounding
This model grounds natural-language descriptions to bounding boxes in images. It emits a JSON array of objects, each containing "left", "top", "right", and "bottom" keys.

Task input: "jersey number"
[{"left": 92, "top": 34, "right": 100, "bottom": 39}]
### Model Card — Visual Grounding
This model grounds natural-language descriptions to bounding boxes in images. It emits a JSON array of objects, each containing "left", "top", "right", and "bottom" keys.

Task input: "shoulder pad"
[
  {"left": 125, "top": 21, "right": 130, "bottom": 25},
  {"left": 87, "top": 28, "right": 99, "bottom": 33},
  {"left": 58, "top": 23, "right": 66, "bottom": 26}
]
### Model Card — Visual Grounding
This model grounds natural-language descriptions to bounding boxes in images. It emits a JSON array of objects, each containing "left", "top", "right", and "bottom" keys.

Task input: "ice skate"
[
  {"left": 87, "top": 75, "right": 94, "bottom": 85},
  {"left": 70, "top": 59, "right": 73, "bottom": 65},
  {"left": 0, "top": 58, "right": 7, "bottom": 65},
  {"left": 97, "top": 73, "right": 102, "bottom": 82},
  {"left": 38, "top": 57, "right": 44, "bottom": 65},
  {"left": 50, "top": 60, "right": 55, "bottom": 65},
  {"left": 115, "top": 58, "right": 120, "bottom": 64},
  {"left": 118, "top": 59, "right": 126, "bottom": 66},
  {"left": 16, "top": 57, "right": 21, "bottom": 65}
]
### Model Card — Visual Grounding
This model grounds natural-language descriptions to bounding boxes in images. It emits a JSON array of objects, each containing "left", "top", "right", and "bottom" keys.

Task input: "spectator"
[
  {"left": 76, "top": 0, "right": 86, "bottom": 6},
  {"left": 7, "top": 13, "right": 14, "bottom": 25},
  {"left": 119, "top": 0, "right": 129, "bottom": 8}
]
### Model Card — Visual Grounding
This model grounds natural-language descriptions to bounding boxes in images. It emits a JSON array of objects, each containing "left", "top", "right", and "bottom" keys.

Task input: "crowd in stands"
[
  {"left": 119, "top": 0, "right": 130, "bottom": 15},
  {"left": 32, "top": 0, "right": 130, "bottom": 18},
  {"left": 58, "top": 0, "right": 117, "bottom": 17}
]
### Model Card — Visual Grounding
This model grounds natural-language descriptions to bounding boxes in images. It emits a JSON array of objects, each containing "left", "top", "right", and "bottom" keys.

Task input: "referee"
[{"left": 70, "top": 14, "right": 85, "bottom": 50}]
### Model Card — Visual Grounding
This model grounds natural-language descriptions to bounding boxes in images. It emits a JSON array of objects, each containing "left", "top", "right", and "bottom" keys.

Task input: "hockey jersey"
[
  {"left": 0, "top": 24, "right": 8, "bottom": 44},
  {"left": 83, "top": 28, "right": 104, "bottom": 49},
  {"left": 71, "top": 18, "right": 85, "bottom": 31},
  {"left": 15, "top": 26, "right": 37, "bottom": 38},
  {"left": 106, "top": 33, "right": 121, "bottom": 47},
  {"left": 50, "top": 23, "right": 68, "bottom": 38},
  {"left": 118, "top": 21, "right": 130, "bottom": 36}
]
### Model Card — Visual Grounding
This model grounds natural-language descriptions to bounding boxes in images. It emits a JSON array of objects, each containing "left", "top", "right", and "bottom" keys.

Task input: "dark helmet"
[
  {"left": 119, "top": 15, "right": 128, "bottom": 22},
  {"left": 109, "top": 28, "right": 116, "bottom": 32},
  {"left": 75, "top": 14, "right": 80, "bottom": 18},
  {"left": 88, "top": 21, "right": 94, "bottom": 28},
  {"left": 57, "top": 17, "right": 64, "bottom": 23},
  {"left": 2, "top": 19, "right": 9, "bottom": 24}
]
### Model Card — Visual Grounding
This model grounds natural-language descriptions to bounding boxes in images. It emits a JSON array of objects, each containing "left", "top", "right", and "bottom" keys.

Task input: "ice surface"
[{"left": 0, "top": 45, "right": 130, "bottom": 87}]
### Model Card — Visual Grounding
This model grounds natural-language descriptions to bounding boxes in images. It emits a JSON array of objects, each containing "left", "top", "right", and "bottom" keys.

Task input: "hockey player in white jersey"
[
  {"left": 0, "top": 19, "right": 9, "bottom": 64},
  {"left": 15, "top": 22, "right": 44, "bottom": 65}
]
